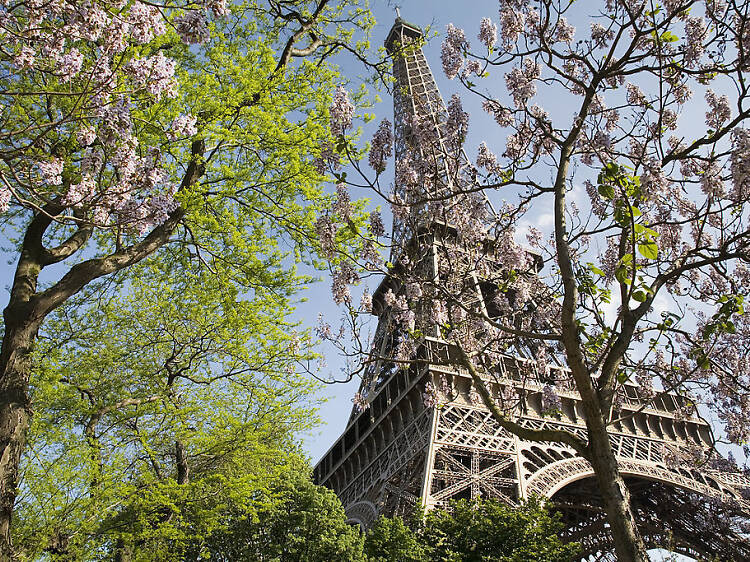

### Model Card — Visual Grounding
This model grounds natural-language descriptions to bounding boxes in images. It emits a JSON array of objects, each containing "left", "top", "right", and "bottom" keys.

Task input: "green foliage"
[
  {"left": 14, "top": 253, "right": 322, "bottom": 560},
  {"left": 192, "top": 463, "right": 365, "bottom": 561},
  {"left": 364, "top": 498, "right": 579, "bottom": 562},
  {"left": 364, "top": 512, "right": 428, "bottom": 562}
]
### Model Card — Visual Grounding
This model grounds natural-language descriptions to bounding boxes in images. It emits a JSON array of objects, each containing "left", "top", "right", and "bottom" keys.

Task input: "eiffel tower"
[{"left": 314, "top": 17, "right": 750, "bottom": 560}]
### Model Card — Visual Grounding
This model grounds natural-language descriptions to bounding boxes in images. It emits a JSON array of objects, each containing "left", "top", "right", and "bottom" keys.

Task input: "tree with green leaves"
[
  {"left": 0, "top": 0, "right": 376, "bottom": 556},
  {"left": 192, "top": 460, "right": 365, "bottom": 562},
  {"left": 13, "top": 256, "right": 322, "bottom": 559},
  {"left": 364, "top": 498, "right": 579, "bottom": 562}
]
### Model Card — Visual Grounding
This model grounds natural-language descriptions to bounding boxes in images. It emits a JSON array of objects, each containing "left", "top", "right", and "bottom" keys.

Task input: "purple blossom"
[
  {"left": 369, "top": 210, "right": 385, "bottom": 237},
  {"left": 208, "top": 0, "right": 229, "bottom": 18},
  {"left": 395, "top": 157, "right": 419, "bottom": 188},
  {"left": 476, "top": 142, "right": 500, "bottom": 173},
  {"left": 38, "top": 158, "right": 63, "bottom": 185},
  {"left": 700, "top": 161, "right": 724, "bottom": 198},
  {"left": 77, "top": 126, "right": 96, "bottom": 147},
  {"left": 431, "top": 300, "right": 447, "bottom": 325},
  {"left": 368, "top": 119, "right": 393, "bottom": 172},
  {"left": 461, "top": 59, "right": 482, "bottom": 78},
  {"left": 684, "top": 16, "right": 706, "bottom": 68},
  {"left": 499, "top": 8, "right": 524, "bottom": 47},
  {"left": 360, "top": 289, "right": 372, "bottom": 313},
  {"left": 71, "top": 1, "right": 109, "bottom": 41},
  {"left": 505, "top": 133, "right": 526, "bottom": 159},
  {"left": 329, "top": 86, "right": 355, "bottom": 136},
  {"left": 13, "top": 46, "right": 35, "bottom": 69},
  {"left": 478, "top": 17, "right": 497, "bottom": 50},
  {"left": 396, "top": 337, "right": 416, "bottom": 365},
  {"left": 423, "top": 382, "right": 438, "bottom": 408},
  {"left": 353, "top": 392, "right": 369, "bottom": 412},
  {"left": 334, "top": 183, "right": 351, "bottom": 220},
  {"left": 58, "top": 48, "right": 83, "bottom": 83},
  {"left": 314, "top": 215, "right": 337, "bottom": 259},
  {"left": 316, "top": 313, "right": 334, "bottom": 340},
  {"left": 640, "top": 158, "right": 670, "bottom": 198},
  {"left": 705, "top": 90, "right": 731, "bottom": 130},
  {"left": 482, "top": 100, "right": 513, "bottom": 127},
  {"left": 406, "top": 282, "right": 423, "bottom": 301},
  {"left": 0, "top": 186, "right": 11, "bottom": 213},
  {"left": 314, "top": 141, "right": 340, "bottom": 174},
  {"left": 635, "top": 369, "right": 655, "bottom": 400},
  {"left": 446, "top": 94, "right": 469, "bottom": 143},
  {"left": 126, "top": 53, "right": 177, "bottom": 100},
  {"left": 128, "top": 3, "right": 165, "bottom": 44},
  {"left": 730, "top": 128, "right": 750, "bottom": 201},
  {"left": 625, "top": 83, "right": 647, "bottom": 106},
  {"left": 526, "top": 226, "right": 542, "bottom": 248},
  {"left": 361, "top": 239, "right": 381, "bottom": 270},
  {"left": 541, "top": 385, "right": 562, "bottom": 414},
  {"left": 62, "top": 174, "right": 96, "bottom": 207},
  {"left": 168, "top": 114, "right": 198, "bottom": 140},
  {"left": 505, "top": 59, "right": 540, "bottom": 108},
  {"left": 175, "top": 10, "right": 210, "bottom": 45},
  {"left": 554, "top": 17, "right": 575, "bottom": 43},
  {"left": 590, "top": 23, "right": 614, "bottom": 47},
  {"left": 331, "top": 262, "right": 358, "bottom": 305},
  {"left": 441, "top": 24, "right": 468, "bottom": 79}
]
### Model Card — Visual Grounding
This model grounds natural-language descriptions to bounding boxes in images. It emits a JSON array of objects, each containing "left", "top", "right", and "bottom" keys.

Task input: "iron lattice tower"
[{"left": 314, "top": 18, "right": 750, "bottom": 560}]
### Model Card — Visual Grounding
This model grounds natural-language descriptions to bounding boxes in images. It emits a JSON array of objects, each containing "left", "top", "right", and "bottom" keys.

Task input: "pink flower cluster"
[
  {"left": 330, "top": 86, "right": 355, "bottom": 137},
  {"left": 125, "top": 52, "right": 177, "bottom": 100},
  {"left": 705, "top": 90, "right": 731, "bottom": 130},
  {"left": 478, "top": 18, "right": 497, "bottom": 50},
  {"left": 505, "top": 58, "right": 541, "bottom": 108},
  {"left": 368, "top": 119, "right": 393, "bottom": 172},
  {"left": 175, "top": 10, "right": 210, "bottom": 45},
  {"left": 499, "top": 8, "right": 525, "bottom": 47},
  {"left": 38, "top": 158, "right": 64, "bottom": 185},
  {"left": 441, "top": 24, "right": 468, "bottom": 80},
  {"left": 315, "top": 215, "right": 337, "bottom": 259},
  {"left": 331, "top": 262, "right": 359, "bottom": 305},
  {"left": 168, "top": 114, "right": 198, "bottom": 140}
]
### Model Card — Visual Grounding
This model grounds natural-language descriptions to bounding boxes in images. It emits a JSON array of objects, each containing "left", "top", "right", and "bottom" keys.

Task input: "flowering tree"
[
  {"left": 319, "top": 2, "right": 750, "bottom": 560},
  {"left": 0, "top": 0, "right": 373, "bottom": 556}
]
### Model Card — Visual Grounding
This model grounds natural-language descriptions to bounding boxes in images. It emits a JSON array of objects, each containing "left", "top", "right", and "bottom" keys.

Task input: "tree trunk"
[
  {"left": 587, "top": 419, "right": 649, "bottom": 562},
  {"left": 0, "top": 315, "right": 39, "bottom": 561},
  {"left": 113, "top": 539, "right": 133, "bottom": 562},
  {"left": 175, "top": 440, "right": 189, "bottom": 485}
]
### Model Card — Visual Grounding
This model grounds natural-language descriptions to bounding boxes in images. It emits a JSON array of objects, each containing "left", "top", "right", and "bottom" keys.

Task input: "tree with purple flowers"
[
  {"left": 0, "top": 0, "right": 374, "bottom": 557},
  {"left": 318, "top": 2, "right": 750, "bottom": 560}
]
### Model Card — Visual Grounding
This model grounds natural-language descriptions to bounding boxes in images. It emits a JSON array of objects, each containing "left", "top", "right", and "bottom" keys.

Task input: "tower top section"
[{"left": 384, "top": 18, "right": 424, "bottom": 54}]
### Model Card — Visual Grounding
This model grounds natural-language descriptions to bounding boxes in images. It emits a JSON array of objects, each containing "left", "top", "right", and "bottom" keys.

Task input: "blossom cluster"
[
  {"left": 441, "top": 24, "right": 468, "bottom": 79},
  {"left": 368, "top": 119, "right": 393, "bottom": 172},
  {"left": 330, "top": 86, "right": 355, "bottom": 136}
]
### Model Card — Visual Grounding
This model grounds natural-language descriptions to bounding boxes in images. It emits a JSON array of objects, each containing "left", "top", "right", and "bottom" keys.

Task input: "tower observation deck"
[{"left": 314, "top": 18, "right": 750, "bottom": 560}]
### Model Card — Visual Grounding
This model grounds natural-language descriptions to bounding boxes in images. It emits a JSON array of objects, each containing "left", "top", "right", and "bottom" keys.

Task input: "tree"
[
  {"left": 12, "top": 255, "right": 321, "bottom": 559},
  {"left": 318, "top": 2, "right": 750, "bottom": 560},
  {"left": 0, "top": 0, "right": 374, "bottom": 556},
  {"left": 193, "top": 460, "right": 365, "bottom": 562},
  {"left": 364, "top": 498, "right": 579, "bottom": 562}
]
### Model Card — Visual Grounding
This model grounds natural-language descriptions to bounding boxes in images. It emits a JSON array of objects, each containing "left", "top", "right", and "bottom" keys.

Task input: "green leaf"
[
  {"left": 615, "top": 266, "right": 632, "bottom": 285},
  {"left": 632, "top": 290, "right": 648, "bottom": 302},
  {"left": 637, "top": 241, "right": 658, "bottom": 260},
  {"left": 587, "top": 263, "right": 605, "bottom": 276},
  {"left": 598, "top": 183, "right": 615, "bottom": 199}
]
